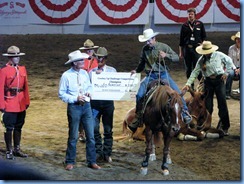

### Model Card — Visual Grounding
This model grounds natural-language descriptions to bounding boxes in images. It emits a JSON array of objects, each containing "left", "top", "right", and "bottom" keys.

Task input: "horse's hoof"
[
  {"left": 140, "top": 167, "right": 148, "bottom": 175},
  {"left": 166, "top": 156, "right": 172, "bottom": 164},
  {"left": 177, "top": 133, "right": 185, "bottom": 141},
  {"left": 149, "top": 154, "right": 156, "bottom": 161},
  {"left": 162, "top": 169, "right": 169, "bottom": 175}
]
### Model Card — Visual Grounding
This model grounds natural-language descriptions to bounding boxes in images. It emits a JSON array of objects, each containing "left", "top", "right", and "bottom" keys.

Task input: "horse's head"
[
  {"left": 186, "top": 90, "right": 208, "bottom": 129},
  {"left": 153, "top": 85, "right": 183, "bottom": 133},
  {"left": 167, "top": 92, "right": 184, "bottom": 133}
]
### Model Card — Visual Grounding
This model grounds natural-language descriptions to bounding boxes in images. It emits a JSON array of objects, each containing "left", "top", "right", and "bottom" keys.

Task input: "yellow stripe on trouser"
[{"left": 1, "top": 112, "right": 6, "bottom": 133}]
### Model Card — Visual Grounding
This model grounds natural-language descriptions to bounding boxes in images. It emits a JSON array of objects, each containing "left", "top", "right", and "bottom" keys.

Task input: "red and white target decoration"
[
  {"left": 154, "top": 0, "right": 213, "bottom": 24},
  {"left": 89, "top": 0, "right": 149, "bottom": 25},
  {"left": 28, "top": 0, "right": 88, "bottom": 24},
  {"left": 215, "top": 0, "right": 240, "bottom": 22}
]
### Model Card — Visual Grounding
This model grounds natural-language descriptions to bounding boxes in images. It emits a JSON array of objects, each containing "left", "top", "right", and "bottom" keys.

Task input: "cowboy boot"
[
  {"left": 13, "top": 130, "right": 28, "bottom": 157},
  {"left": 135, "top": 101, "right": 144, "bottom": 126},
  {"left": 4, "top": 131, "right": 14, "bottom": 160}
]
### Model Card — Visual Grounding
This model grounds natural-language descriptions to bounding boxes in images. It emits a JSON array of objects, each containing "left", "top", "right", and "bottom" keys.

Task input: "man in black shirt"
[{"left": 179, "top": 8, "right": 206, "bottom": 90}]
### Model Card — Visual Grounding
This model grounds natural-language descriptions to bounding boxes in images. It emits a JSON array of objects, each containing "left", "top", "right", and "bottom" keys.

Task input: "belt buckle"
[{"left": 187, "top": 45, "right": 193, "bottom": 48}]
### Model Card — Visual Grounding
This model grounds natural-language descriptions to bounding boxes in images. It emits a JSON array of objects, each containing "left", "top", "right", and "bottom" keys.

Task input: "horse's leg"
[
  {"left": 149, "top": 138, "right": 156, "bottom": 161},
  {"left": 161, "top": 131, "right": 172, "bottom": 175},
  {"left": 205, "top": 127, "right": 225, "bottom": 138},
  {"left": 178, "top": 125, "right": 204, "bottom": 141},
  {"left": 140, "top": 126, "right": 152, "bottom": 175}
]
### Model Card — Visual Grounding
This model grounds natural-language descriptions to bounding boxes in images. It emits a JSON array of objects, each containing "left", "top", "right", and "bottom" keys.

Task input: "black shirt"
[{"left": 179, "top": 20, "right": 206, "bottom": 47}]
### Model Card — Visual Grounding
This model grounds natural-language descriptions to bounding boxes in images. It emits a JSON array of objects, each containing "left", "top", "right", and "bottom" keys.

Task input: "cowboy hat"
[
  {"left": 138, "top": 28, "right": 159, "bottom": 42},
  {"left": 231, "top": 31, "right": 240, "bottom": 41},
  {"left": 65, "top": 50, "right": 90, "bottom": 65},
  {"left": 2, "top": 46, "right": 25, "bottom": 57},
  {"left": 196, "top": 41, "right": 219, "bottom": 55},
  {"left": 95, "top": 47, "right": 108, "bottom": 57},
  {"left": 79, "top": 39, "right": 99, "bottom": 50}
]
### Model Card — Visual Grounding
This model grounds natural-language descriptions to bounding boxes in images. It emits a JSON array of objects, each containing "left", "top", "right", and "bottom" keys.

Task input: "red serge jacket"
[{"left": 0, "top": 63, "right": 30, "bottom": 112}]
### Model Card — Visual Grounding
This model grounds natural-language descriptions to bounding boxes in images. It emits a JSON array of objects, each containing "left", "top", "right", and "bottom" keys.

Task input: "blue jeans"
[
  {"left": 65, "top": 103, "right": 96, "bottom": 165},
  {"left": 226, "top": 69, "right": 240, "bottom": 96},
  {"left": 91, "top": 100, "right": 114, "bottom": 157},
  {"left": 136, "top": 72, "right": 188, "bottom": 112}
]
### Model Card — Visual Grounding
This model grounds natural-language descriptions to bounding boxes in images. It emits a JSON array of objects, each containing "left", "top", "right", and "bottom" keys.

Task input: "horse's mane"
[{"left": 151, "top": 85, "right": 183, "bottom": 111}]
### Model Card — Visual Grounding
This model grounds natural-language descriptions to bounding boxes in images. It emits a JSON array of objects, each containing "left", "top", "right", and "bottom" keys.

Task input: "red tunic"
[
  {"left": 0, "top": 63, "right": 30, "bottom": 112},
  {"left": 82, "top": 57, "right": 98, "bottom": 72}
]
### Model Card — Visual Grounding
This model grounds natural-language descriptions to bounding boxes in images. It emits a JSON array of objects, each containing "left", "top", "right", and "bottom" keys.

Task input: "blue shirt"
[{"left": 59, "top": 68, "right": 92, "bottom": 103}]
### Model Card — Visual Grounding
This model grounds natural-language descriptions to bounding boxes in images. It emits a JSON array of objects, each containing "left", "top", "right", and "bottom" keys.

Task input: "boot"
[
  {"left": 4, "top": 131, "right": 14, "bottom": 160},
  {"left": 13, "top": 130, "right": 28, "bottom": 158},
  {"left": 136, "top": 99, "right": 145, "bottom": 126}
]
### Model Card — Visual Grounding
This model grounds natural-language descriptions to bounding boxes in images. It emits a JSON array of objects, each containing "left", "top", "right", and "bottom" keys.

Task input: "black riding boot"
[
  {"left": 128, "top": 100, "right": 144, "bottom": 132},
  {"left": 13, "top": 130, "right": 28, "bottom": 158},
  {"left": 4, "top": 131, "right": 14, "bottom": 160}
]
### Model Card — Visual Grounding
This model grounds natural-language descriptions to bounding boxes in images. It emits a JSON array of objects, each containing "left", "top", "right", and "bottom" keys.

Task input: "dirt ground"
[{"left": 0, "top": 32, "right": 240, "bottom": 181}]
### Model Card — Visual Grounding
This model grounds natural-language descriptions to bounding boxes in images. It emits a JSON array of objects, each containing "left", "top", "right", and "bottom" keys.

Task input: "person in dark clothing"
[
  {"left": 179, "top": 8, "right": 206, "bottom": 90},
  {"left": 89, "top": 47, "right": 116, "bottom": 163}
]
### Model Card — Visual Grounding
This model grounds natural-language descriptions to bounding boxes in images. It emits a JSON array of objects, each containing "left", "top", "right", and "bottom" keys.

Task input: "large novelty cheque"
[{"left": 91, "top": 72, "right": 141, "bottom": 101}]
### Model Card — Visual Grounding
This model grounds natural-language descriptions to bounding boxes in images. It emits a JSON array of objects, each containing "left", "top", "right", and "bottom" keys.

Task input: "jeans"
[
  {"left": 204, "top": 78, "right": 230, "bottom": 130},
  {"left": 226, "top": 69, "right": 240, "bottom": 96},
  {"left": 136, "top": 72, "right": 189, "bottom": 112},
  {"left": 91, "top": 100, "right": 114, "bottom": 157},
  {"left": 65, "top": 103, "right": 96, "bottom": 165}
]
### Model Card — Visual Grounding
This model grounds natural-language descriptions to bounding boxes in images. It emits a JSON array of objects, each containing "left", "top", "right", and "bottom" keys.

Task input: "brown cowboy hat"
[
  {"left": 2, "top": 46, "right": 25, "bottom": 57},
  {"left": 196, "top": 41, "right": 218, "bottom": 55},
  {"left": 231, "top": 31, "right": 240, "bottom": 41},
  {"left": 79, "top": 39, "right": 99, "bottom": 50},
  {"left": 95, "top": 47, "right": 108, "bottom": 57}
]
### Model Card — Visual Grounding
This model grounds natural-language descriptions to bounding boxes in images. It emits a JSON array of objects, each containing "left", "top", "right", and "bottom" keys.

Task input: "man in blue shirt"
[{"left": 59, "top": 50, "right": 101, "bottom": 170}]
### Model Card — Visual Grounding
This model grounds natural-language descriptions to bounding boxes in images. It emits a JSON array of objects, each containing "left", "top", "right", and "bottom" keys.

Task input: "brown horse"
[
  {"left": 140, "top": 84, "right": 183, "bottom": 176},
  {"left": 184, "top": 87, "right": 225, "bottom": 138}
]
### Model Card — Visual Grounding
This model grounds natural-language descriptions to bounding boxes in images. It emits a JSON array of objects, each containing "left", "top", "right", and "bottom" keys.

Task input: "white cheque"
[{"left": 91, "top": 72, "right": 141, "bottom": 101}]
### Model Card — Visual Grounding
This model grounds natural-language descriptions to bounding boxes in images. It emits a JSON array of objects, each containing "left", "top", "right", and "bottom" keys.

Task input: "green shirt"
[
  {"left": 136, "top": 42, "right": 179, "bottom": 73},
  {"left": 186, "top": 51, "right": 235, "bottom": 86}
]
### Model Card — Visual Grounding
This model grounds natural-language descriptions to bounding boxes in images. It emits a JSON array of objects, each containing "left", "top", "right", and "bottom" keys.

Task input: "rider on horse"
[{"left": 130, "top": 28, "right": 192, "bottom": 129}]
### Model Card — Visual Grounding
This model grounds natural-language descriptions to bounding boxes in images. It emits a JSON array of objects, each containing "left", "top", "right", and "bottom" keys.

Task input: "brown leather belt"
[
  {"left": 8, "top": 87, "right": 24, "bottom": 92},
  {"left": 206, "top": 74, "right": 222, "bottom": 80}
]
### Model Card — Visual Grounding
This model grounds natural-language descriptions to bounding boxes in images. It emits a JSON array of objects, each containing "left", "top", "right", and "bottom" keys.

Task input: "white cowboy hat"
[
  {"left": 231, "top": 31, "right": 240, "bottom": 41},
  {"left": 95, "top": 47, "right": 108, "bottom": 57},
  {"left": 196, "top": 41, "right": 219, "bottom": 55},
  {"left": 79, "top": 39, "right": 99, "bottom": 50},
  {"left": 65, "top": 50, "right": 90, "bottom": 65},
  {"left": 2, "top": 46, "right": 25, "bottom": 57},
  {"left": 138, "top": 28, "right": 160, "bottom": 42}
]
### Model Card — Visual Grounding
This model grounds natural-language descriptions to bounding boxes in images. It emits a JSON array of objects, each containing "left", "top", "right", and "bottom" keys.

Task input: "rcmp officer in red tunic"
[{"left": 0, "top": 46, "right": 30, "bottom": 159}]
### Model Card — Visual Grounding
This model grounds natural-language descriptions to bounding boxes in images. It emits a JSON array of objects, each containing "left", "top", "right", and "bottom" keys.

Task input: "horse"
[
  {"left": 140, "top": 84, "right": 184, "bottom": 176},
  {"left": 183, "top": 87, "right": 225, "bottom": 139}
]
